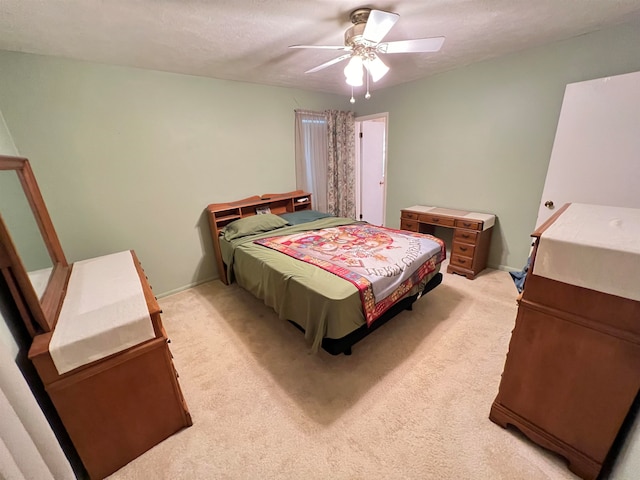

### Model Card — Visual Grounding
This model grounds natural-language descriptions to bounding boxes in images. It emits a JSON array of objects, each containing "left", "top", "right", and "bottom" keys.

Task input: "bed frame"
[
  {"left": 290, "top": 272, "right": 443, "bottom": 355},
  {"left": 206, "top": 191, "right": 443, "bottom": 355}
]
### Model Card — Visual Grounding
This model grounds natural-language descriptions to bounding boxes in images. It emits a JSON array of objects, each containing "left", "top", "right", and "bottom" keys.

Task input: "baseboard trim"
[
  {"left": 489, "top": 263, "right": 520, "bottom": 273},
  {"left": 157, "top": 276, "right": 219, "bottom": 298}
]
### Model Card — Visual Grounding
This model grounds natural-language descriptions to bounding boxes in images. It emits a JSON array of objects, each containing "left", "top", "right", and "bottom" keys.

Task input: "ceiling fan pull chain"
[
  {"left": 365, "top": 71, "right": 371, "bottom": 99},
  {"left": 350, "top": 85, "right": 355, "bottom": 104}
]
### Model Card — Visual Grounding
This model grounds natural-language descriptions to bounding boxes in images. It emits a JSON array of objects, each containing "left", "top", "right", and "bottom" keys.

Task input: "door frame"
[{"left": 355, "top": 112, "right": 389, "bottom": 225}]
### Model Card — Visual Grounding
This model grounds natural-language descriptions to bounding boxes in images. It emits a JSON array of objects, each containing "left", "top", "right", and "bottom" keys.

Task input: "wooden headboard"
[{"left": 206, "top": 190, "right": 312, "bottom": 284}]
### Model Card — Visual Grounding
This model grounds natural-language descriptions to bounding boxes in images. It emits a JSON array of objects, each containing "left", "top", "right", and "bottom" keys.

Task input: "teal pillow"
[
  {"left": 279, "top": 210, "right": 333, "bottom": 225},
  {"left": 223, "top": 214, "right": 289, "bottom": 241}
]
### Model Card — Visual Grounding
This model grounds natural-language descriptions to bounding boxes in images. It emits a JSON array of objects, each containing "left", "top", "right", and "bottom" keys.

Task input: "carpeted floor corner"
[{"left": 107, "top": 263, "right": 578, "bottom": 479}]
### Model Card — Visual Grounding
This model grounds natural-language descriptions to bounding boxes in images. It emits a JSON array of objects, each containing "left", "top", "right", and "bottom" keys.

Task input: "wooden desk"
[{"left": 400, "top": 206, "right": 495, "bottom": 280}]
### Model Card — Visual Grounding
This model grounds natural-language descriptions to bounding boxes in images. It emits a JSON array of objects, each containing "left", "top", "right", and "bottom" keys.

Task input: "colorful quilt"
[{"left": 254, "top": 224, "right": 446, "bottom": 326}]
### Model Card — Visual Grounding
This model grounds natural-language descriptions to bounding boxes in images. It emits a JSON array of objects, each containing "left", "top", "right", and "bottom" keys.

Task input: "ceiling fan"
[{"left": 289, "top": 8, "right": 444, "bottom": 100}]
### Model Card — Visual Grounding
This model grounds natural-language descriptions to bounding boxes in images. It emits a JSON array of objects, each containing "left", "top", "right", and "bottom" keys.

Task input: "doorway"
[{"left": 355, "top": 113, "right": 388, "bottom": 226}]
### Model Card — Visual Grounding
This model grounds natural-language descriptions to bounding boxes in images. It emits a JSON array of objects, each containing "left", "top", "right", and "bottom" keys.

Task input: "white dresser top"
[
  {"left": 404, "top": 205, "right": 495, "bottom": 230},
  {"left": 533, "top": 203, "right": 640, "bottom": 301},
  {"left": 49, "top": 251, "right": 155, "bottom": 374}
]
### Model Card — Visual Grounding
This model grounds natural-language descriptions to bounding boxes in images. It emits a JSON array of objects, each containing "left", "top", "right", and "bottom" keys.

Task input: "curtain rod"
[{"left": 294, "top": 109, "right": 324, "bottom": 115}]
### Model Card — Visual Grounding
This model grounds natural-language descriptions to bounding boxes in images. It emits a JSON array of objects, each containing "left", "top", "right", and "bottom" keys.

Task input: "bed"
[{"left": 207, "top": 191, "right": 445, "bottom": 355}]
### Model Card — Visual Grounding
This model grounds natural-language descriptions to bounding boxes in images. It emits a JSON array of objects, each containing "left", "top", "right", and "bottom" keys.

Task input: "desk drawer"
[
  {"left": 419, "top": 214, "right": 456, "bottom": 227},
  {"left": 400, "top": 219, "right": 419, "bottom": 232},
  {"left": 401, "top": 211, "right": 419, "bottom": 221},
  {"left": 452, "top": 242, "right": 476, "bottom": 257},
  {"left": 455, "top": 219, "right": 482, "bottom": 231},
  {"left": 450, "top": 254, "right": 473, "bottom": 269},
  {"left": 453, "top": 229, "right": 479, "bottom": 244}
]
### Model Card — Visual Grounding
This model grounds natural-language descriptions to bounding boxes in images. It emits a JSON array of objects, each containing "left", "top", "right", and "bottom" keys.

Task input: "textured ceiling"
[{"left": 1, "top": 1, "right": 640, "bottom": 95}]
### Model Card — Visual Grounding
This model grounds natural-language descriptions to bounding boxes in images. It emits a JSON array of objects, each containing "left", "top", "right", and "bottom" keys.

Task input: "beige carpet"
[{"left": 107, "top": 262, "right": 578, "bottom": 479}]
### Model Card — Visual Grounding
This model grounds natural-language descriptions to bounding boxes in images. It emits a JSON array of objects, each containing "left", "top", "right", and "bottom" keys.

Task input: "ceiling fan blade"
[
  {"left": 379, "top": 37, "right": 445, "bottom": 54},
  {"left": 305, "top": 54, "right": 351, "bottom": 74},
  {"left": 362, "top": 9, "right": 399, "bottom": 44},
  {"left": 289, "top": 45, "right": 350, "bottom": 50}
]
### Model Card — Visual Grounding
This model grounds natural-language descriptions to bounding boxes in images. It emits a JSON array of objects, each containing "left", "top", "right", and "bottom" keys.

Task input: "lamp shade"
[
  {"left": 365, "top": 55, "right": 389, "bottom": 82},
  {"left": 344, "top": 55, "right": 364, "bottom": 87}
]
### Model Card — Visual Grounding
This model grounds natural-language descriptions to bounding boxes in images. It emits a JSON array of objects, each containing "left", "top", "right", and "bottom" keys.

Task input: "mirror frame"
[{"left": 0, "top": 154, "right": 69, "bottom": 334}]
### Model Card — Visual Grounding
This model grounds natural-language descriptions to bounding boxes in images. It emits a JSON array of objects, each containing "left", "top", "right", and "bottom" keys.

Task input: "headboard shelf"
[{"left": 206, "top": 190, "right": 312, "bottom": 284}]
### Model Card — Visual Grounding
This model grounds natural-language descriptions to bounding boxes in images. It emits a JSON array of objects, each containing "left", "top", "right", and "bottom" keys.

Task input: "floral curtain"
[{"left": 325, "top": 110, "right": 356, "bottom": 218}]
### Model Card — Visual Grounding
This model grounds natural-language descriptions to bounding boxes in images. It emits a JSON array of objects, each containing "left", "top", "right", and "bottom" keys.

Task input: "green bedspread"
[{"left": 220, "top": 217, "right": 440, "bottom": 353}]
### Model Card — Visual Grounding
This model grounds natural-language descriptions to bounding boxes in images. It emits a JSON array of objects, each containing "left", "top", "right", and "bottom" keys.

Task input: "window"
[{"left": 294, "top": 110, "right": 328, "bottom": 212}]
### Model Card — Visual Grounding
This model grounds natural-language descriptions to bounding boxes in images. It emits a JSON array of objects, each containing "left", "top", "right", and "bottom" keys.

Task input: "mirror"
[
  {"left": 0, "top": 155, "right": 69, "bottom": 335},
  {"left": 0, "top": 172, "right": 53, "bottom": 298}
]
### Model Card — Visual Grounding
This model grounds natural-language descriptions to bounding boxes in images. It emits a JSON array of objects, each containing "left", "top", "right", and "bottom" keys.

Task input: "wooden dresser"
[
  {"left": 490, "top": 203, "right": 640, "bottom": 479},
  {"left": 400, "top": 205, "right": 495, "bottom": 279},
  {"left": 0, "top": 156, "right": 191, "bottom": 480},
  {"left": 28, "top": 251, "right": 192, "bottom": 480}
]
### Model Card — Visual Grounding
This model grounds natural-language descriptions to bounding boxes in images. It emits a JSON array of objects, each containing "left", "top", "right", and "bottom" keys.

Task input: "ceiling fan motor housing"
[
  {"left": 344, "top": 23, "right": 367, "bottom": 46},
  {"left": 345, "top": 8, "right": 376, "bottom": 52},
  {"left": 350, "top": 8, "right": 371, "bottom": 25}
]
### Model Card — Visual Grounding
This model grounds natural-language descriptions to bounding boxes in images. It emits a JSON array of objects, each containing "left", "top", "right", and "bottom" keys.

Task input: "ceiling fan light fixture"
[
  {"left": 344, "top": 55, "right": 364, "bottom": 87},
  {"left": 290, "top": 8, "right": 444, "bottom": 100},
  {"left": 365, "top": 55, "right": 389, "bottom": 82}
]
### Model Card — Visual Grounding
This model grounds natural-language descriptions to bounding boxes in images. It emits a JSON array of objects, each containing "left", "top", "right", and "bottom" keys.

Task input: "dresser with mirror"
[{"left": 0, "top": 155, "right": 191, "bottom": 479}]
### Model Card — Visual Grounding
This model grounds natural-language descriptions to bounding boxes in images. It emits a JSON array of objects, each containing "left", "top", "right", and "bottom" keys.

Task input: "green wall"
[
  {"left": 357, "top": 19, "right": 640, "bottom": 270},
  {"left": 1, "top": 18, "right": 640, "bottom": 293},
  {"left": 0, "top": 52, "right": 350, "bottom": 294}
]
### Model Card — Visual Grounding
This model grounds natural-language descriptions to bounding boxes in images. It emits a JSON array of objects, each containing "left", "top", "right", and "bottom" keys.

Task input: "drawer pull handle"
[
  {"left": 432, "top": 218, "right": 440, "bottom": 222},
  {"left": 463, "top": 222, "right": 471, "bottom": 227},
  {"left": 460, "top": 247, "right": 468, "bottom": 252},
  {"left": 458, "top": 258, "right": 467, "bottom": 264},
  {"left": 462, "top": 234, "right": 470, "bottom": 239}
]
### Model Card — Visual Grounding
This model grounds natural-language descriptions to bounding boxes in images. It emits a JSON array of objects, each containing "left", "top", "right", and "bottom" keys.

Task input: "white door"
[
  {"left": 536, "top": 71, "right": 640, "bottom": 227},
  {"left": 357, "top": 115, "right": 387, "bottom": 226}
]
